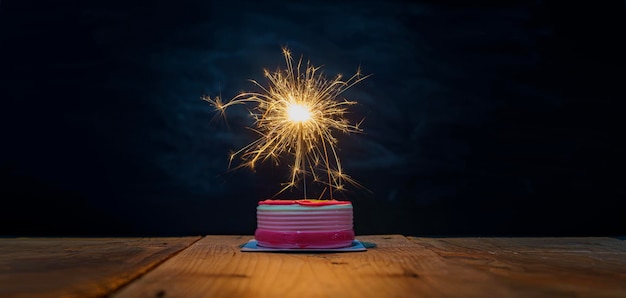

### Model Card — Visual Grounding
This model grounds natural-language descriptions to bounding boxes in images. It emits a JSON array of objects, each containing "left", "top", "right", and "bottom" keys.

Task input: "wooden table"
[{"left": 1, "top": 235, "right": 625, "bottom": 297}]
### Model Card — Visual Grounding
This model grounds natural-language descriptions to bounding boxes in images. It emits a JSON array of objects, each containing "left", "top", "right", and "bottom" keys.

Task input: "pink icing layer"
[
  {"left": 259, "top": 199, "right": 351, "bottom": 206},
  {"left": 255, "top": 229, "right": 355, "bottom": 249}
]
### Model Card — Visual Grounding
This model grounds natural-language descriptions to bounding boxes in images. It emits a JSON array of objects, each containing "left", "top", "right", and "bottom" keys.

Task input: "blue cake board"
[{"left": 241, "top": 239, "right": 367, "bottom": 252}]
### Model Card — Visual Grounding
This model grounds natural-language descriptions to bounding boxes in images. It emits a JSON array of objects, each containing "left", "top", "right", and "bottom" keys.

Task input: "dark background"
[{"left": 1, "top": 0, "right": 625, "bottom": 237}]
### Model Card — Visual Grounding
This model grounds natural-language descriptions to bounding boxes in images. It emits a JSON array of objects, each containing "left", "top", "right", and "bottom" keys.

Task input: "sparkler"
[{"left": 203, "top": 48, "right": 368, "bottom": 199}]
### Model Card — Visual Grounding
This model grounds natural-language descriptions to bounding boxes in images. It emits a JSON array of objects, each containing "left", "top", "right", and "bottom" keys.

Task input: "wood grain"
[
  {"left": 113, "top": 235, "right": 526, "bottom": 298},
  {"left": 4, "top": 236, "right": 625, "bottom": 297},
  {"left": 409, "top": 237, "right": 626, "bottom": 297},
  {"left": 0, "top": 237, "right": 200, "bottom": 298}
]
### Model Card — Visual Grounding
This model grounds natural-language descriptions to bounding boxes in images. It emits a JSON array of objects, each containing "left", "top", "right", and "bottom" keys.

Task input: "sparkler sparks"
[{"left": 203, "top": 48, "right": 369, "bottom": 199}]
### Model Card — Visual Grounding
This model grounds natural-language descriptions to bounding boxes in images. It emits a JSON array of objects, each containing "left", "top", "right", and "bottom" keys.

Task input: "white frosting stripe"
[{"left": 257, "top": 203, "right": 353, "bottom": 232}]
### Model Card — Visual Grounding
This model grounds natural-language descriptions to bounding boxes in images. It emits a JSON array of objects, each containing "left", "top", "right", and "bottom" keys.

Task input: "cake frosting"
[{"left": 255, "top": 199, "right": 355, "bottom": 249}]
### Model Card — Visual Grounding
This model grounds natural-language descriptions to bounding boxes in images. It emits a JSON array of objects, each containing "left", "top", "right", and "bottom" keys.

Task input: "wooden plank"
[
  {"left": 409, "top": 237, "right": 626, "bottom": 297},
  {"left": 0, "top": 237, "right": 200, "bottom": 298},
  {"left": 113, "top": 235, "right": 529, "bottom": 298}
]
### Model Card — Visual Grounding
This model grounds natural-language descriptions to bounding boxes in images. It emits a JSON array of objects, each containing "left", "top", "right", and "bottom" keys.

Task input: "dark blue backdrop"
[{"left": 1, "top": 0, "right": 625, "bottom": 236}]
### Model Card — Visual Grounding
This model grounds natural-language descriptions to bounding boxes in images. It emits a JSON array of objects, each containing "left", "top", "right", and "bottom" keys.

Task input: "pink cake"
[{"left": 255, "top": 199, "right": 355, "bottom": 249}]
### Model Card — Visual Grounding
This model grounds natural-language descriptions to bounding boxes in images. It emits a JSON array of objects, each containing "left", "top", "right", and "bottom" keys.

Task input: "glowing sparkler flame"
[
  {"left": 287, "top": 103, "right": 312, "bottom": 123},
  {"left": 203, "top": 47, "right": 369, "bottom": 199}
]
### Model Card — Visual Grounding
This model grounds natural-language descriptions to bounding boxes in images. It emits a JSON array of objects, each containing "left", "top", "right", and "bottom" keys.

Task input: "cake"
[{"left": 254, "top": 199, "right": 355, "bottom": 249}]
